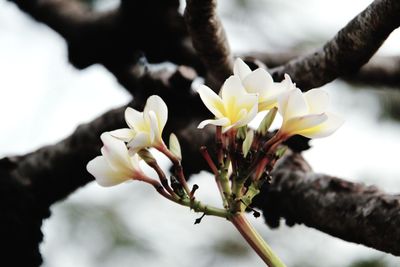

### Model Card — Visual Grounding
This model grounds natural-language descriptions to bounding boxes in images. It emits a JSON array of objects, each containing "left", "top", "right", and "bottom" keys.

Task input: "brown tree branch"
[
  {"left": 184, "top": 0, "right": 233, "bottom": 87},
  {"left": 6, "top": 105, "right": 400, "bottom": 256},
  {"left": 8, "top": 0, "right": 199, "bottom": 72},
  {"left": 243, "top": 52, "right": 400, "bottom": 88},
  {"left": 7, "top": 0, "right": 97, "bottom": 39},
  {"left": 10, "top": 105, "right": 126, "bottom": 208},
  {"left": 253, "top": 152, "right": 400, "bottom": 256},
  {"left": 5, "top": 62, "right": 206, "bottom": 209},
  {"left": 344, "top": 55, "right": 400, "bottom": 87},
  {"left": 270, "top": 0, "right": 400, "bottom": 90}
]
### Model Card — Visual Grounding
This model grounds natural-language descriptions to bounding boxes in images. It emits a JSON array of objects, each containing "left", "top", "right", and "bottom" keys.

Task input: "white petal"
[
  {"left": 198, "top": 117, "right": 230, "bottom": 129},
  {"left": 234, "top": 102, "right": 258, "bottom": 128},
  {"left": 109, "top": 128, "right": 135, "bottom": 142},
  {"left": 127, "top": 132, "right": 151, "bottom": 153},
  {"left": 87, "top": 156, "right": 130, "bottom": 187},
  {"left": 242, "top": 68, "right": 273, "bottom": 97},
  {"left": 221, "top": 75, "right": 248, "bottom": 101},
  {"left": 274, "top": 74, "right": 296, "bottom": 94},
  {"left": 100, "top": 133, "right": 131, "bottom": 172},
  {"left": 233, "top": 58, "right": 252, "bottom": 80},
  {"left": 282, "top": 113, "right": 328, "bottom": 135},
  {"left": 259, "top": 98, "right": 279, "bottom": 111},
  {"left": 125, "top": 107, "right": 143, "bottom": 129},
  {"left": 236, "top": 92, "right": 259, "bottom": 112},
  {"left": 298, "top": 112, "right": 344, "bottom": 138},
  {"left": 233, "top": 109, "right": 248, "bottom": 126},
  {"left": 283, "top": 88, "right": 308, "bottom": 120},
  {"left": 197, "top": 85, "right": 225, "bottom": 118},
  {"left": 277, "top": 90, "right": 291, "bottom": 117},
  {"left": 130, "top": 154, "right": 141, "bottom": 169},
  {"left": 148, "top": 110, "right": 159, "bottom": 143},
  {"left": 304, "top": 89, "right": 330, "bottom": 114},
  {"left": 144, "top": 95, "right": 168, "bottom": 133},
  {"left": 242, "top": 130, "right": 254, "bottom": 157}
]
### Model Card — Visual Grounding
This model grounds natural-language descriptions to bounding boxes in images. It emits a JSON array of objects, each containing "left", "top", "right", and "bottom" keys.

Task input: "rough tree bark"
[
  {"left": 2, "top": 0, "right": 400, "bottom": 265},
  {"left": 270, "top": 0, "right": 400, "bottom": 90}
]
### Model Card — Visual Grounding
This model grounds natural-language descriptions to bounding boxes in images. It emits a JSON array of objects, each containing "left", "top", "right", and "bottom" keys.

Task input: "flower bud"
[
  {"left": 138, "top": 149, "right": 157, "bottom": 165},
  {"left": 169, "top": 133, "right": 182, "bottom": 160},
  {"left": 242, "top": 130, "right": 254, "bottom": 157},
  {"left": 257, "top": 107, "right": 277, "bottom": 136}
]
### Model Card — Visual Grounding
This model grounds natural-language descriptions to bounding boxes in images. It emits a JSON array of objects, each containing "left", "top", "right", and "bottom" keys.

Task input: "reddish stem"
[
  {"left": 200, "top": 146, "right": 218, "bottom": 175},
  {"left": 157, "top": 143, "right": 191, "bottom": 196}
]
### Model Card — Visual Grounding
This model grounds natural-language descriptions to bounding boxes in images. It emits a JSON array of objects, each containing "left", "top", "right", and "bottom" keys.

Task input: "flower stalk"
[
  {"left": 231, "top": 213, "right": 286, "bottom": 267},
  {"left": 86, "top": 58, "right": 343, "bottom": 266}
]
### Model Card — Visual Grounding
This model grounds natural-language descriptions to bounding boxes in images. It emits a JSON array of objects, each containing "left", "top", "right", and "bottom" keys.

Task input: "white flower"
[
  {"left": 87, "top": 133, "right": 143, "bottom": 187},
  {"left": 233, "top": 58, "right": 293, "bottom": 111},
  {"left": 110, "top": 95, "right": 168, "bottom": 153},
  {"left": 278, "top": 88, "right": 344, "bottom": 139},
  {"left": 197, "top": 75, "right": 258, "bottom": 133}
]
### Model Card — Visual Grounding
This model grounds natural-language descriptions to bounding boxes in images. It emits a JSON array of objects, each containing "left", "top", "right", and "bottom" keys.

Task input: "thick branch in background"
[
  {"left": 0, "top": 64, "right": 209, "bottom": 266},
  {"left": 184, "top": 0, "right": 233, "bottom": 86},
  {"left": 244, "top": 52, "right": 400, "bottom": 88},
  {"left": 254, "top": 152, "right": 400, "bottom": 256},
  {"left": 270, "top": 0, "right": 400, "bottom": 90},
  {"left": 0, "top": 105, "right": 125, "bottom": 266},
  {"left": 9, "top": 0, "right": 400, "bottom": 90},
  {"left": 5, "top": 103, "right": 400, "bottom": 258},
  {"left": 8, "top": 0, "right": 200, "bottom": 74}
]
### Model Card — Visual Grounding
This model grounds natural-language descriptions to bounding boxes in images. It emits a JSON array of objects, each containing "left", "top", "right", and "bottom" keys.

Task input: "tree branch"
[
  {"left": 5, "top": 62, "right": 206, "bottom": 209},
  {"left": 7, "top": 0, "right": 97, "bottom": 39},
  {"left": 184, "top": 0, "right": 233, "bottom": 87},
  {"left": 243, "top": 52, "right": 400, "bottom": 88},
  {"left": 8, "top": 0, "right": 199, "bottom": 71},
  {"left": 253, "top": 152, "right": 400, "bottom": 256},
  {"left": 6, "top": 107, "right": 400, "bottom": 256},
  {"left": 270, "top": 0, "right": 400, "bottom": 90}
]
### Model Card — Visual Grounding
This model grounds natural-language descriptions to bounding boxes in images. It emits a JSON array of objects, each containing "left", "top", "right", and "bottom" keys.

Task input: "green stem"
[
  {"left": 230, "top": 213, "right": 286, "bottom": 267},
  {"left": 181, "top": 198, "right": 229, "bottom": 218},
  {"left": 218, "top": 159, "right": 232, "bottom": 207},
  {"left": 157, "top": 143, "right": 191, "bottom": 196}
]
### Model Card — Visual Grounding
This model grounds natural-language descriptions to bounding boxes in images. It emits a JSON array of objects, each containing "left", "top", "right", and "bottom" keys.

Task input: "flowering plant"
[{"left": 87, "top": 58, "right": 343, "bottom": 266}]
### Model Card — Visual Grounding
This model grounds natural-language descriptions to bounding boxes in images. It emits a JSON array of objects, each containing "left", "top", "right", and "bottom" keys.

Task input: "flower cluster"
[
  {"left": 86, "top": 57, "right": 343, "bottom": 195},
  {"left": 87, "top": 95, "right": 172, "bottom": 187},
  {"left": 198, "top": 58, "right": 343, "bottom": 139},
  {"left": 86, "top": 58, "right": 343, "bottom": 267}
]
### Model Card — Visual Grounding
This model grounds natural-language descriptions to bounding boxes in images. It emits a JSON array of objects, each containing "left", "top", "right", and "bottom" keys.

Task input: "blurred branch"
[
  {"left": 8, "top": 0, "right": 200, "bottom": 73},
  {"left": 269, "top": 0, "right": 400, "bottom": 90},
  {"left": 243, "top": 52, "right": 400, "bottom": 88},
  {"left": 254, "top": 152, "right": 400, "bottom": 256},
  {"left": 6, "top": 62, "right": 205, "bottom": 208},
  {"left": 184, "top": 0, "right": 233, "bottom": 87},
  {"left": 345, "top": 56, "right": 400, "bottom": 87},
  {"left": 5, "top": 104, "right": 400, "bottom": 257},
  {"left": 7, "top": 0, "right": 98, "bottom": 39}
]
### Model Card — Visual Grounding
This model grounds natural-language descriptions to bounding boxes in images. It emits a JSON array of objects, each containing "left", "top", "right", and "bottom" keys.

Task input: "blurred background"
[{"left": 1, "top": 0, "right": 400, "bottom": 266}]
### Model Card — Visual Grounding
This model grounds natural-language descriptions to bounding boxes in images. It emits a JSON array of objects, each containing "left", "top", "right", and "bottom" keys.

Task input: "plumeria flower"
[
  {"left": 277, "top": 88, "right": 344, "bottom": 139},
  {"left": 110, "top": 95, "right": 168, "bottom": 153},
  {"left": 197, "top": 75, "right": 258, "bottom": 133},
  {"left": 233, "top": 58, "right": 294, "bottom": 111},
  {"left": 86, "top": 133, "right": 145, "bottom": 187}
]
